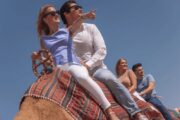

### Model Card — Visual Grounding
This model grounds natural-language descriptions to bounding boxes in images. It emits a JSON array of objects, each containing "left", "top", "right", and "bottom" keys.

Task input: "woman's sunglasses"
[{"left": 43, "top": 11, "right": 59, "bottom": 18}]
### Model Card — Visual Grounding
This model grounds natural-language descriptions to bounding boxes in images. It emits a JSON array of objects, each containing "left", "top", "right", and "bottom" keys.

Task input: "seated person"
[
  {"left": 37, "top": 4, "right": 118, "bottom": 120},
  {"left": 115, "top": 58, "right": 145, "bottom": 101},
  {"left": 59, "top": 1, "right": 149, "bottom": 119},
  {"left": 132, "top": 63, "right": 173, "bottom": 120}
]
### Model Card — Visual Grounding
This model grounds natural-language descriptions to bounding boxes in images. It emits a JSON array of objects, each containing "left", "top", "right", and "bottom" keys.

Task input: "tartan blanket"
[{"left": 23, "top": 68, "right": 164, "bottom": 120}]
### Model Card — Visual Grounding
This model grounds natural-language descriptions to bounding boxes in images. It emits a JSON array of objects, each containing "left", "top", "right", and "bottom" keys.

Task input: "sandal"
[{"left": 105, "top": 107, "right": 119, "bottom": 120}]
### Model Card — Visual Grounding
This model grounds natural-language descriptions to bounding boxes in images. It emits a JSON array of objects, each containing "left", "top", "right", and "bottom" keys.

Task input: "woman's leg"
[
  {"left": 67, "top": 64, "right": 111, "bottom": 110},
  {"left": 65, "top": 64, "right": 119, "bottom": 119}
]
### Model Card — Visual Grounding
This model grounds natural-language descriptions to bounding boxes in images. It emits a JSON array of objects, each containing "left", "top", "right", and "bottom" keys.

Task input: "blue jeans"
[
  {"left": 146, "top": 96, "right": 173, "bottom": 120},
  {"left": 92, "top": 68, "right": 141, "bottom": 116}
]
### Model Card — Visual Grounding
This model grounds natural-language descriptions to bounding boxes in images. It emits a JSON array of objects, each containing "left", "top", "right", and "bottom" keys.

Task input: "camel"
[
  {"left": 14, "top": 97, "right": 74, "bottom": 120},
  {"left": 14, "top": 50, "right": 179, "bottom": 120},
  {"left": 14, "top": 68, "right": 164, "bottom": 120}
]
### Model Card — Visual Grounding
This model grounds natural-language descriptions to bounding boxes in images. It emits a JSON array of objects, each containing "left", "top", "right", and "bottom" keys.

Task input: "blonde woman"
[{"left": 115, "top": 58, "right": 145, "bottom": 101}]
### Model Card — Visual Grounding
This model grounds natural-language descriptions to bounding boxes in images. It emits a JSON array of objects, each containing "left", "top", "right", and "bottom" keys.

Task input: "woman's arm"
[
  {"left": 40, "top": 38, "right": 46, "bottom": 50},
  {"left": 128, "top": 70, "right": 137, "bottom": 93}
]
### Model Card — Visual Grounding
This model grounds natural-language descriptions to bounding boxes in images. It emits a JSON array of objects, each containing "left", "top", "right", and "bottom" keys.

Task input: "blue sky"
[{"left": 0, "top": 0, "right": 180, "bottom": 120}]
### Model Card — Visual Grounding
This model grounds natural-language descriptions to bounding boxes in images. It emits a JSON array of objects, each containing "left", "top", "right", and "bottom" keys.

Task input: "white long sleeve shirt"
[{"left": 72, "top": 23, "right": 107, "bottom": 70}]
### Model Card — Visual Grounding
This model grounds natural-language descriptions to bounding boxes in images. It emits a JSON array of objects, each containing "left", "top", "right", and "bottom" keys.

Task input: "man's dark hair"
[
  {"left": 59, "top": 0, "right": 77, "bottom": 25},
  {"left": 132, "top": 63, "right": 142, "bottom": 72}
]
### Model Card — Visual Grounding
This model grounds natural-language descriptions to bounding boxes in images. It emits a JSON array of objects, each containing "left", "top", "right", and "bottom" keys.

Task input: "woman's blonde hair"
[{"left": 115, "top": 58, "right": 127, "bottom": 77}]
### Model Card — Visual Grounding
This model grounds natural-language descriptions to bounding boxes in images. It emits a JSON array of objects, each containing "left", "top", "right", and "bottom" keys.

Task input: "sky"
[{"left": 0, "top": 0, "right": 180, "bottom": 120}]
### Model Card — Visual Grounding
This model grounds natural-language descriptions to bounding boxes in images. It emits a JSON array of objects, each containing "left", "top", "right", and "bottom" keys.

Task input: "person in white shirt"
[
  {"left": 37, "top": 4, "right": 119, "bottom": 120},
  {"left": 59, "top": 1, "right": 148, "bottom": 120}
]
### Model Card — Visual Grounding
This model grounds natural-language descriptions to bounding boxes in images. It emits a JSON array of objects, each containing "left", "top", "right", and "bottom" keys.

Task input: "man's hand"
[
  {"left": 81, "top": 10, "right": 96, "bottom": 20},
  {"left": 139, "top": 91, "right": 145, "bottom": 96}
]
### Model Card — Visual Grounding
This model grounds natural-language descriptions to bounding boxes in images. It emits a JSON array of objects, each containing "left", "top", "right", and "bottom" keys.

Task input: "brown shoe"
[
  {"left": 134, "top": 113, "right": 149, "bottom": 120},
  {"left": 105, "top": 107, "right": 119, "bottom": 120}
]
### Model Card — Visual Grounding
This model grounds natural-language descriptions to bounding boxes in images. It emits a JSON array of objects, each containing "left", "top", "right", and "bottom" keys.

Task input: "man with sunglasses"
[{"left": 59, "top": 1, "right": 148, "bottom": 119}]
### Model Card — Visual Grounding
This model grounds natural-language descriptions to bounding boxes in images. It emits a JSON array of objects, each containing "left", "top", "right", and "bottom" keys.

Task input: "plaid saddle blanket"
[{"left": 23, "top": 68, "right": 164, "bottom": 120}]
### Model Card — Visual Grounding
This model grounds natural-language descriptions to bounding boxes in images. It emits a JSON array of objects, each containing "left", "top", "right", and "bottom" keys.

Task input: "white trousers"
[{"left": 58, "top": 63, "right": 111, "bottom": 110}]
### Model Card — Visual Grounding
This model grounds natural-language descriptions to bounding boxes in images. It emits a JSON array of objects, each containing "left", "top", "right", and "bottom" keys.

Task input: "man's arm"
[
  {"left": 139, "top": 75, "right": 156, "bottom": 96},
  {"left": 68, "top": 10, "right": 96, "bottom": 35},
  {"left": 85, "top": 24, "right": 107, "bottom": 69}
]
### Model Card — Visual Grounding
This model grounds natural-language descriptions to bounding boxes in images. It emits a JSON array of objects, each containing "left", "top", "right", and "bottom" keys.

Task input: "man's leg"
[
  {"left": 147, "top": 96, "right": 173, "bottom": 120},
  {"left": 93, "top": 68, "right": 141, "bottom": 116}
]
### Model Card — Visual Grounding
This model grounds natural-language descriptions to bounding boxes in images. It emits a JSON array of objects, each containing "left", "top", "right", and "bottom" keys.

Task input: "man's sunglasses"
[
  {"left": 43, "top": 11, "right": 59, "bottom": 18},
  {"left": 68, "top": 5, "right": 82, "bottom": 12}
]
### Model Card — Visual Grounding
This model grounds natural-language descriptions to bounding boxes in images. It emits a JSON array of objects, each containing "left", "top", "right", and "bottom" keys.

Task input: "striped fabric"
[{"left": 23, "top": 68, "right": 164, "bottom": 120}]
